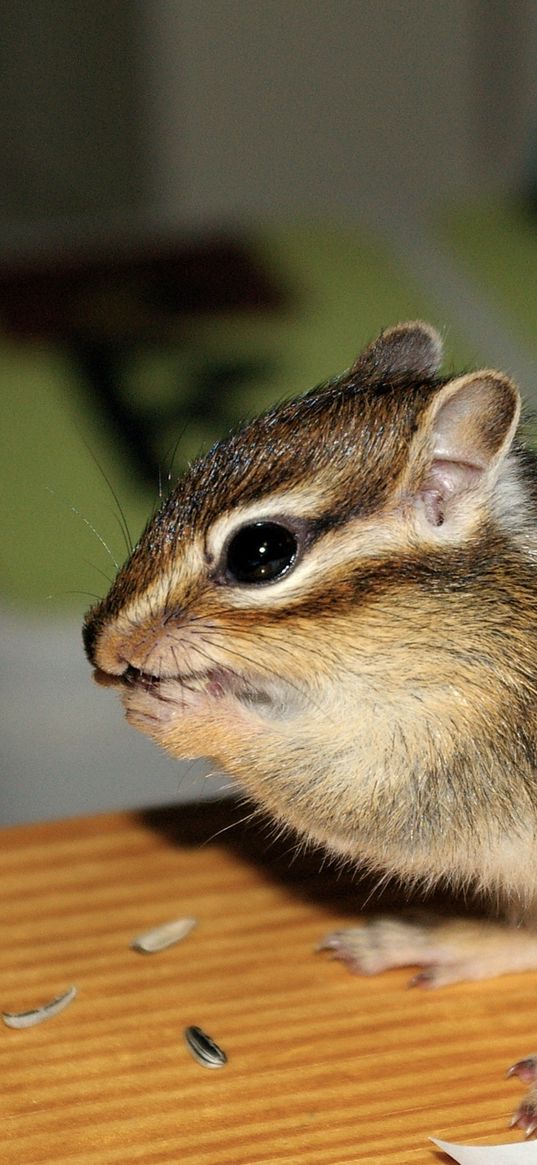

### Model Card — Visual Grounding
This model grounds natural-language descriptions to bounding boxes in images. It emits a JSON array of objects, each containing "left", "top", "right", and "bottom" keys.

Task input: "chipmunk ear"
[
  {"left": 352, "top": 320, "right": 443, "bottom": 380},
  {"left": 411, "top": 370, "right": 521, "bottom": 528}
]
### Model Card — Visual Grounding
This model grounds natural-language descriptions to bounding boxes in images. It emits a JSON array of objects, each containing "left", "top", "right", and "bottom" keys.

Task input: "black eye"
[{"left": 225, "top": 521, "right": 298, "bottom": 584}]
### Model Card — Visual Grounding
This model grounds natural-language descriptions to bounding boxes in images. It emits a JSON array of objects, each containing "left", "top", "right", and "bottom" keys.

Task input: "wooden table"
[{"left": 0, "top": 799, "right": 533, "bottom": 1164}]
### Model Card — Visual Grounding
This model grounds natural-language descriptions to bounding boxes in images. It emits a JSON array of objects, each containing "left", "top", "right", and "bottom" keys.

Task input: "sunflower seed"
[
  {"left": 184, "top": 1025, "right": 227, "bottom": 1068},
  {"left": 2, "top": 985, "right": 77, "bottom": 1029},
  {"left": 130, "top": 916, "right": 197, "bottom": 953}
]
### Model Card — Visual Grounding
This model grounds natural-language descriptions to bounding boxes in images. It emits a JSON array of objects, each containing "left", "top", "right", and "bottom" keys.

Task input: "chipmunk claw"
[
  {"left": 317, "top": 929, "right": 369, "bottom": 971},
  {"left": 317, "top": 921, "right": 413, "bottom": 975},
  {"left": 509, "top": 1097, "right": 537, "bottom": 1137},
  {"left": 408, "top": 968, "right": 437, "bottom": 988},
  {"left": 507, "top": 1057, "right": 537, "bottom": 1136},
  {"left": 507, "top": 1056, "right": 537, "bottom": 1084}
]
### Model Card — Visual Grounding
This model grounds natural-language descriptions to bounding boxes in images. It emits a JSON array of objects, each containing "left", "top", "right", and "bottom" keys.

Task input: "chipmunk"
[{"left": 83, "top": 321, "right": 537, "bottom": 1132}]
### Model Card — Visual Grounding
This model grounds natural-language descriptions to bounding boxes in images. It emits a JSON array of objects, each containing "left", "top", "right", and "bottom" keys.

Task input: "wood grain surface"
[{"left": 0, "top": 798, "right": 534, "bottom": 1164}]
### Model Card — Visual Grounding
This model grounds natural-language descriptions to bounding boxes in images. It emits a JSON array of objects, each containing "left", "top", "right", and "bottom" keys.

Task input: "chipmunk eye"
[{"left": 225, "top": 521, "right": 298, "bottom": 584}]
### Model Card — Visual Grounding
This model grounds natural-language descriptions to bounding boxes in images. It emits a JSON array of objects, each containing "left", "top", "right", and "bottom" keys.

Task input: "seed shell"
[
  {"left": 131, "top": 916, "right": 197, "bottom": 953},
  {"left": 184, "top": 1025, "right": 228, "bottom": 1068},
  {"left": 2, "top": 985, "right": 77, "bottom": 1029}
]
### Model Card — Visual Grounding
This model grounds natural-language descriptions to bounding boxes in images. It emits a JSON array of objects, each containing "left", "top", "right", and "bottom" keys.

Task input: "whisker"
[
  {"left": 164, "top": 423, "right": 191, "bottom": 488},
  {"left": 198, "top": 630, "right": 336, "bottom": 728},
  {"left": 45, "top": 487, "right": 120, "bottom": 569},
  {"left": 201, "top": 805, "right": 264, "bottom": 848},
  {"left": 48, "top": 588, "right": 104, "bottom": 602},
  {"left": 184, "top": 627, "right": 334, "bottom": 728},
  {"left": 82, "top": 558, "right": 114, "bottom": 586},
  {"left": 359, "top": 868, "right": 395, "bottom": 911},
  {"left": 80, "top": 439, "right": 133, "bottom": 556}
]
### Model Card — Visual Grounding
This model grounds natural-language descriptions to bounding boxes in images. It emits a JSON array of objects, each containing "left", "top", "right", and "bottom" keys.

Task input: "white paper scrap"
[{"left": 431, "top": 1137, "right": 537, "bottom": 1164}]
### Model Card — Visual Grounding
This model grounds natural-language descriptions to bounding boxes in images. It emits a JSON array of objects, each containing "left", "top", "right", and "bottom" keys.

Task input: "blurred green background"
[{"left": 0, "top": 223, "right": 455, "bottom": 612}]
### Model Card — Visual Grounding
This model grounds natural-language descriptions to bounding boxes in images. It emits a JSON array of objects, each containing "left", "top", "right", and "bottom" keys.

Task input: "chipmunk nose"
[
  {"left": 83, "top": 623, "right": 128, "bottom": 675},
  {"left": 83, "top": 607, "right": 175, "bottom": 680},
  {"left": 82, "top": 613, "right": 101, "bottom": 668}
]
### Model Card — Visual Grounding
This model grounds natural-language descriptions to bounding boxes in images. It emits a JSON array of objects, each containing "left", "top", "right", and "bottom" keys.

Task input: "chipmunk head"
[{"left": 84, "top": 321, "right": 530, "bottom": 880}]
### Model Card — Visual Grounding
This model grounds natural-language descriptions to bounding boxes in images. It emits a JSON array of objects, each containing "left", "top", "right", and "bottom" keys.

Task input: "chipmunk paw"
[
  {"left": 318, "top": 916, "right": 452, "bottom": 982},
  {"left": 318, "top": 914, "right": 537, "bottom": 987}
]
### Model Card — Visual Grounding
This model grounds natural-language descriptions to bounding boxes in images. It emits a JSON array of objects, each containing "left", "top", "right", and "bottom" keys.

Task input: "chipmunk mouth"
[
  {"left": 93, "top": 662, "right": 299, "bottom": 719},
  {"left": 93, "top": 663, "right": 233, "bottom": 697}
]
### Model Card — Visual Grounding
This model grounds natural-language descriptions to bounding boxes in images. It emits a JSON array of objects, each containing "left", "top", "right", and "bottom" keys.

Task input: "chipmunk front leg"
[{"left": 319, "top": 914, "right": 537, "bottom": 987}]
